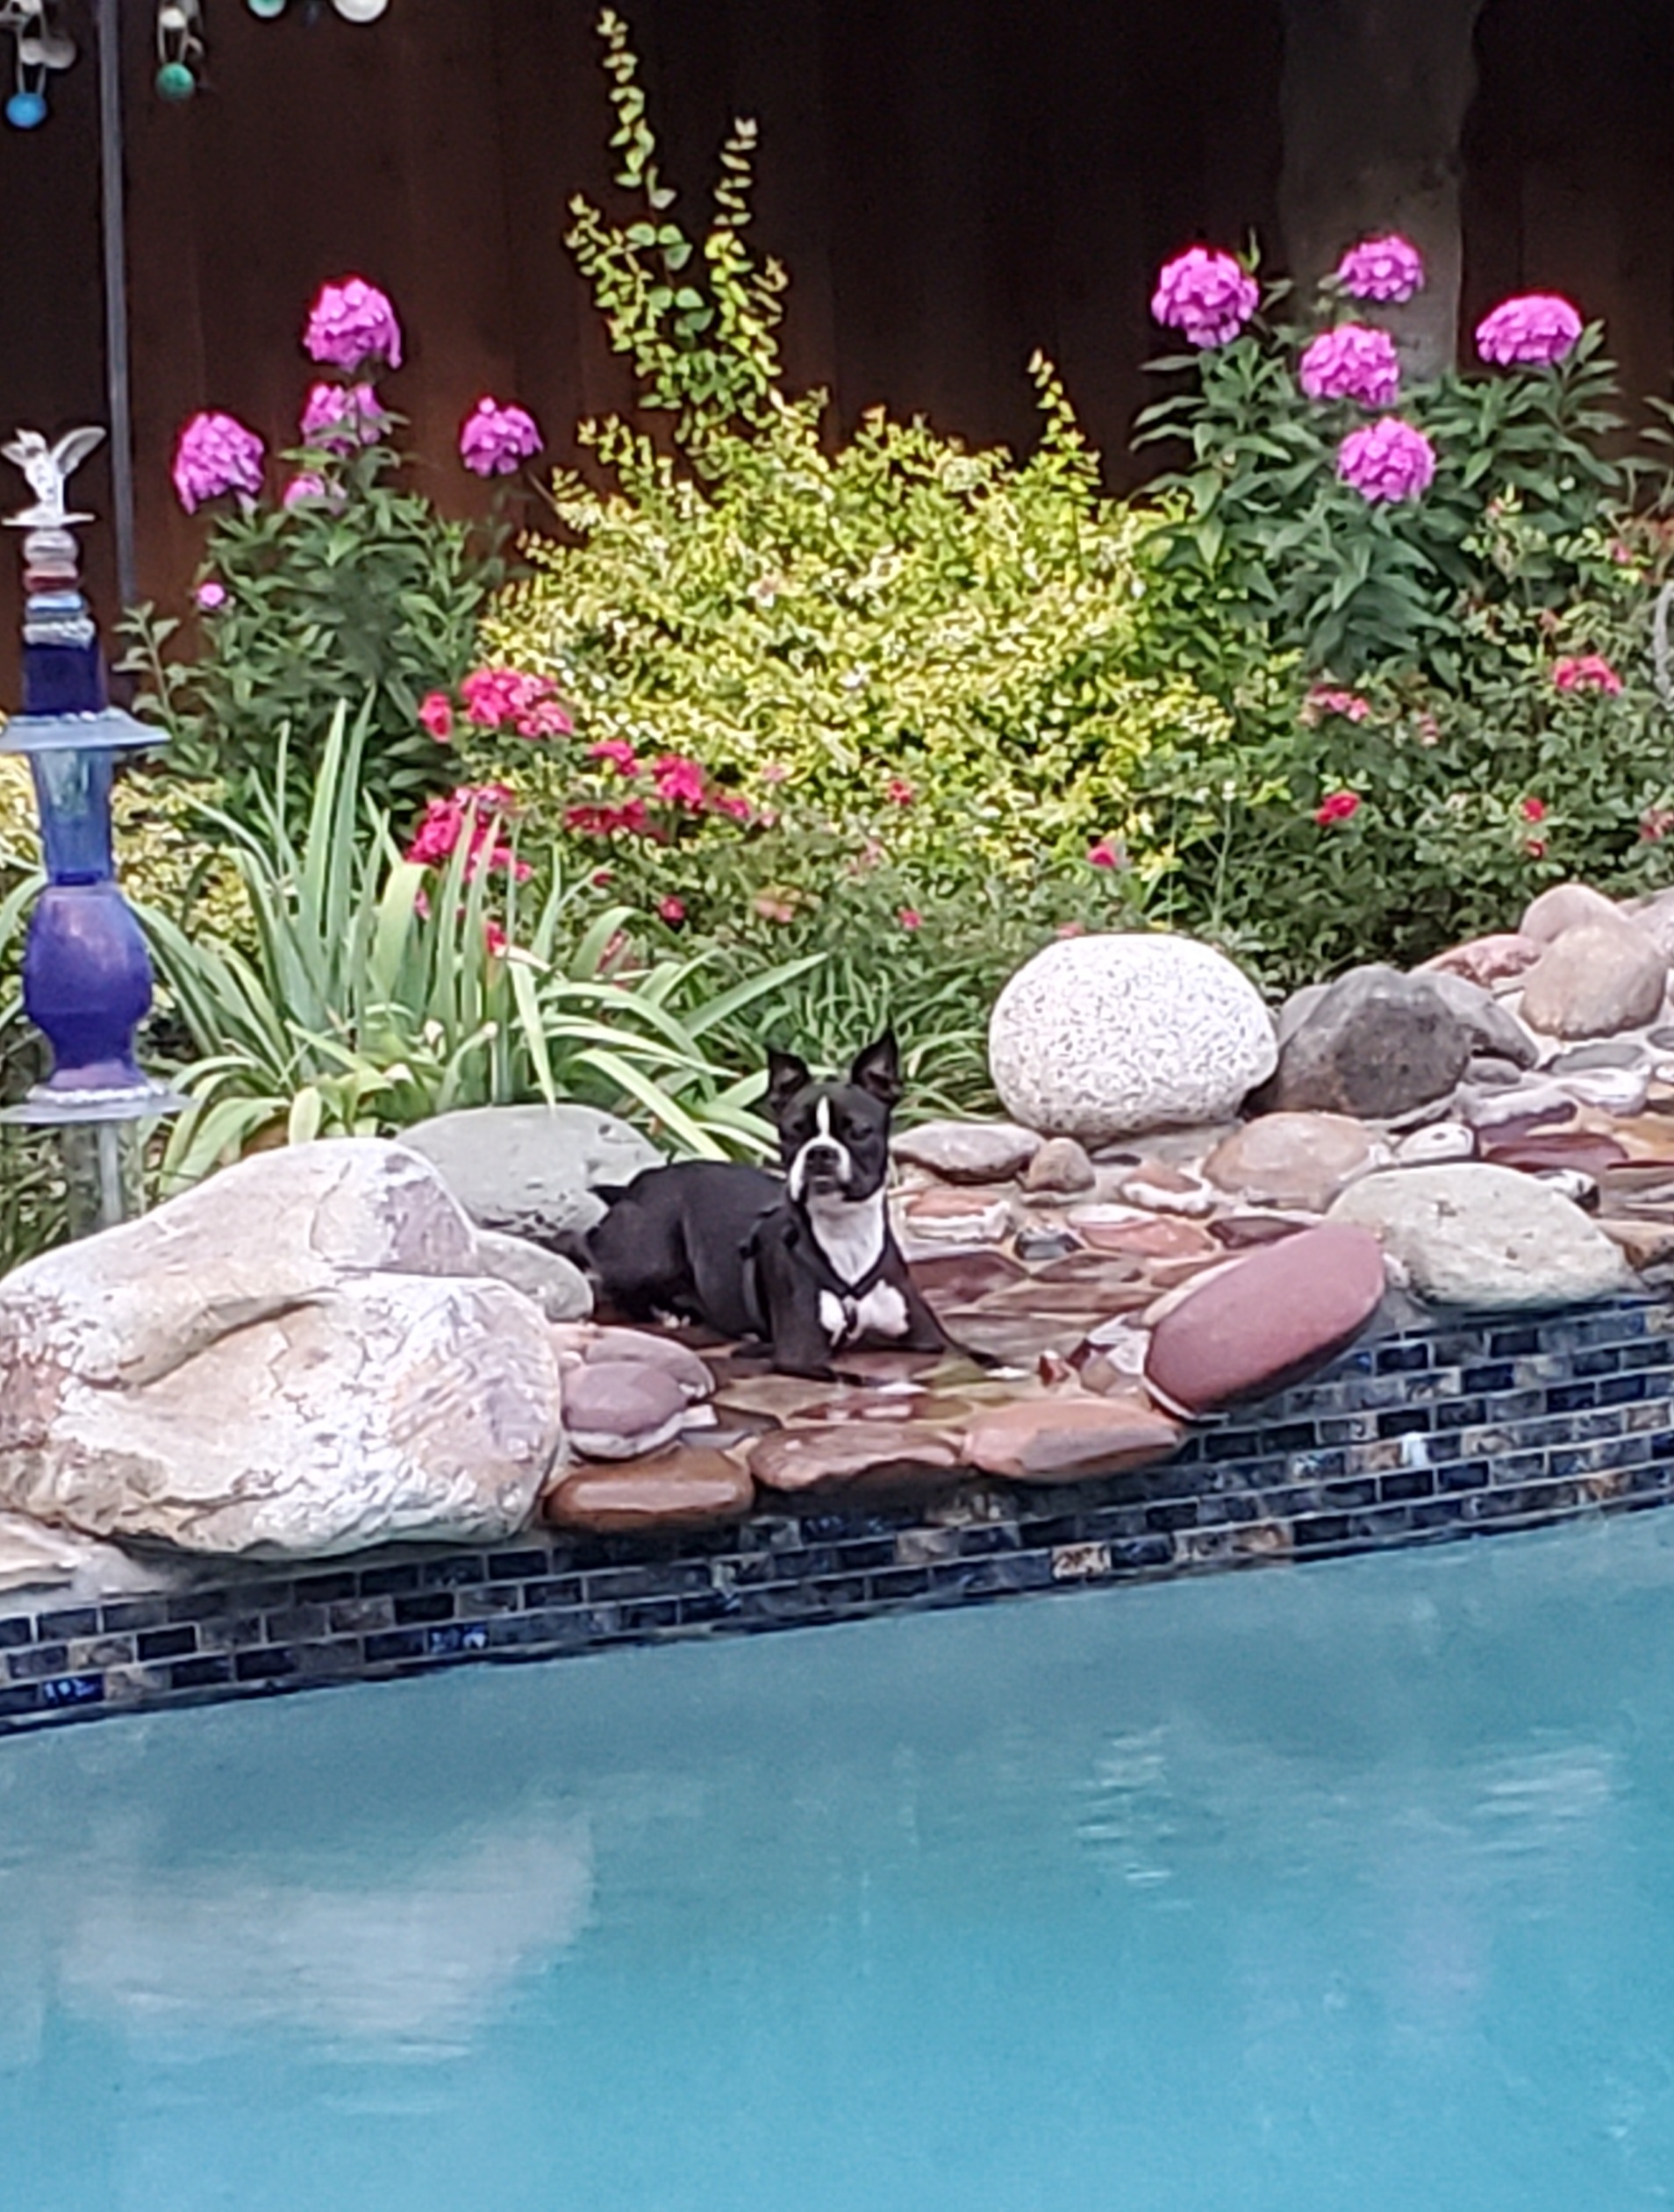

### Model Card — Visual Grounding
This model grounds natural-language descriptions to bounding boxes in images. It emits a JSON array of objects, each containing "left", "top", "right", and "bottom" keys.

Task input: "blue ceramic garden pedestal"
[{"left": 0, "top": 431, "right": 182, "bottom": 1230}]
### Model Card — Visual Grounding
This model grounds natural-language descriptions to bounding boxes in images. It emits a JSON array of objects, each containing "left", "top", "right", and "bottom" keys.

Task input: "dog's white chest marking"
[
  {"left": 805, "top": 1188, "right": 908, "bottom": 1342},
  {"left": 818, "top": 1283, "right": 910, "bottom": 1344}
]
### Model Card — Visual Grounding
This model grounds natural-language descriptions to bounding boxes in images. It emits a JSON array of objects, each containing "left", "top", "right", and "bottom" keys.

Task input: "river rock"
[
  {"left": 891, "top": 1120, "right": 1041, "bottom": 1184},
  {"left": 1257, "top": 967, "right": 1472, "bottom": 1120},
  {"left": 0, "top": 1142, "right": 565, "bottom": 1557},
  {"left": 1205, "top": 1113, "right": 1375, "bottom": 1212},
  {"left": 1396, "top": 1120, "right": 1475, "bottom": 1164},
  {"left": 1419, "top": 934, "right": 1543, "bottom": 988},
  {"left": 1142, "top": 1223, "right": 1387, "bottom": 1417},
  {"left": 562, "top": 1360, "right": 690, "bottom": 1460},
  {"left": 748, "top": 1423, "right": 963, "bottom": 1497},
  {"left": 987, "top": 932, "right": 1277, "bottom": 1142},
  {"left": 1517, "top": 923, "right": 1668, "bottom": 1040},
  {"left": 1519, "top": 882, "right": 1624, "bottom": 944},
  {"left": 547, "top": 1447, "right": 754, "bottom": 1533},
  {"left": 472, "top": 1229, "right": 593, "bottom": 1321},
  {"left": 1422, "top": 972, "right": 1538, "bottom": 1068},
  {"left": 1328, "top": 1163, "right": 1633, "bottom": 1308},
  {"left": 1626, "top": 886, "right": 1674, "bottom": 963},
  {"left": 961, "top": 1393, "right": 1182, "bottom": 1481},
  {"left": 1022, "top": 1136, "right": 1098, "bottom": 1195},
  {"left": 402, "top": 1102, "right": 663, "bottom": 1244}
]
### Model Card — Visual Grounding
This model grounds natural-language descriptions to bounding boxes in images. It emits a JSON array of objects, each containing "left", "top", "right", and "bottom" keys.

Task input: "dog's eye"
[{"left": 842, "top": 1119, "right": 872, "bottom": 1143}]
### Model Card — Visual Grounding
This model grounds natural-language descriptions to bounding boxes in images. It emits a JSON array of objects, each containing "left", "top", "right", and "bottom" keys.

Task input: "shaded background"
[{"left": 0, "top": 0, "right": 1668, "bottom": 684}]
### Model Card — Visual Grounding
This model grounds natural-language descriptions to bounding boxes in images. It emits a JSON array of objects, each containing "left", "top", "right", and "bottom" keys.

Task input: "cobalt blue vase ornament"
[{"left": 0, "top": 425, "right": 182, "bottom": 1119}]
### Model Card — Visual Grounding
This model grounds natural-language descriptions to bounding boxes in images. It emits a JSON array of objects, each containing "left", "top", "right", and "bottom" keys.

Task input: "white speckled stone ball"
[{"left": 988, "top": 932, "right": 1277, "bottom": 1142}]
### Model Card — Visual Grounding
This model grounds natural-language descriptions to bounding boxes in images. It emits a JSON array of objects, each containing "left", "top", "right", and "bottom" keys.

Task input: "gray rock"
[
  {"left": 0, "top": 1142, "right": 565, "bottom": 1557},
  {"left": 1518, "top": 922, "right": 1668, "bottom": 1040},
  {"left": 1422, "top": 971, "right": 1538, "bottom": 1068},
  {"left": 1464, "top": 1056, "right": 1526, "bottom": 1089},
  {"left": 473, "top": 1229, "right": 594, "bottom": 1321},
  {"left": 1328, "top": 1163, "right": 1633, "bottom": 1309},
  {"left": 1204, "top": 1112, "right": 1376, "bottom": 1212},
  {"left": 1620, "top": 885, "right": 1674, "bottom": 961},
  {"left": 549, "top": 1324, "right": 715, "bottom": 1402},
  {"left": 987, "top": 932, "right": 1277, "bottom": 1142},
  {"left": 1276, "top": 981, "right": 1331, "bottom": 1047},
  {"left": 891, "top": 1120, "right": 1041, "bottom": 1185},
  {"left": 403, "top": 1104, "right": 663, "bottom": 1245},
  {"left": 1395, "top": 1120, "right": 1475, "bottom": 1164},
  {"left": 1549, "top": 1040, "right": 1649, "bottom": 1073},
  {"left": 1256, "top": 966, "right": 1473, "bottom": 1121}
]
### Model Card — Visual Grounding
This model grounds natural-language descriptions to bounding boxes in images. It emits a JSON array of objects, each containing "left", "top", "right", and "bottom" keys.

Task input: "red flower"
[
  {"left": 898, "top": 907, "right": 923, "bottom": 930},
  {"left": 1520, "top": 796, "right": 1547, "bottom": 823},
  {"left": 1314, "top": 791, "right": 1361, "bottom": 827},
  {"left": 1087, "top": 838, "right": 1122, "bottom": 870},
  {"left": 483, "top": 920, "right": 508, "bottom": 958},
  {"left": 1553, "top": 655, "right": 1623, "bottom": 695},
  {"left": 652, "top": 755, "right": 707, "bottom": 808},
  {"left": 1055, "top": 920, "right": 1087, "bottom": 939},
  {"left": 710, "top": 791, "right": 754, "bottom": 823},
  {"left": 590, "top": 866, "right": 615, "bottom": 887},
  {"left": 885, "top": 777, "right": 916, "bottom": 806},
  {"left": 564, "top": 798, "right": 649, "bottom": 838},
  {"left": 1641, "top": 807, "right": 1674, "bottom": 844},
  {"left": 418, "top": 691, "right": 454, "bottom": 741},
  {"left": 1302, "top": 685, "right": 1371, "bottom": 725},
  {"left": 587, "top": 739, "right": 640, "bottom": 777},
  {"left": 515, "top": 697, "right": 573, "bottom": 740},
  {"left": 657, "top": 894, "right": 687, "bottom": 924},
  {"left": 1525, "top": 838, "right": 1548, "bottom": 860}
]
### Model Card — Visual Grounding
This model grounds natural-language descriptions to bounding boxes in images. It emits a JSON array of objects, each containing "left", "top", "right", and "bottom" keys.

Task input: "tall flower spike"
[{"left": 1150, "top": 247, "right": 1259, "bottom": 349}]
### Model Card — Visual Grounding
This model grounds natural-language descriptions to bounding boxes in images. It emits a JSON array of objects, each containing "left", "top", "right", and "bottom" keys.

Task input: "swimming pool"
[{"left": 4, "top": 1513, "right": 1672, "bottom": 2211}]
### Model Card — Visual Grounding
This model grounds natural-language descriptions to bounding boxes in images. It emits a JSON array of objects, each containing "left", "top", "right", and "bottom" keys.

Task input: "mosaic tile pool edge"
[{"left": 4, "top": 1292, "right": 1671, "bottom": 1736}]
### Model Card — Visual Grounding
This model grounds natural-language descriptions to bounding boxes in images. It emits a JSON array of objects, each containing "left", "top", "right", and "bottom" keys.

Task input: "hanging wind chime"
[{"left": 0, "top": 0, "right": 390, "bottom": 125}]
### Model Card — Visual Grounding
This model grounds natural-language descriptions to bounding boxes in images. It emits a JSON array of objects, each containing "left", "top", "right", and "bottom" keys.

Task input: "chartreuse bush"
[{"left": 456, "top": 7, "right": 1227, "bottom": 1052}]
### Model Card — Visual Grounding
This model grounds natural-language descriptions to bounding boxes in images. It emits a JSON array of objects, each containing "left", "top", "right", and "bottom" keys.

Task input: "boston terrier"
[{"left": 583, "top": 1032, "right": 953, "bottom": 1378}]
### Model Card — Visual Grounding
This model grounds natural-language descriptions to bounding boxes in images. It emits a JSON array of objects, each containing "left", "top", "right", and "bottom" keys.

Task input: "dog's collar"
[{"left": 750, "top": 1208, "right": 891, "bottom": 1326}]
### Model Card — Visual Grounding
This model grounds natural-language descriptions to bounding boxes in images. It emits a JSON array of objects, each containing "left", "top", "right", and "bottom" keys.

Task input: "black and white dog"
[{"left": 583, "top": 1033, "right": 952, "bottom": 1378}]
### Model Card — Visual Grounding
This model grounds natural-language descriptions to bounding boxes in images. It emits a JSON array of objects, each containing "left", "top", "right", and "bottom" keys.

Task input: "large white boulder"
[
  {"left": 1328, "top": 1163, "right": 1633, "bottom": 1309},
  {"left": 987, "top": 932, "right": 1277, "bottom": 1142},
  {"left": 0, "top": 1141, "right": 564, "bottom": 1558}
]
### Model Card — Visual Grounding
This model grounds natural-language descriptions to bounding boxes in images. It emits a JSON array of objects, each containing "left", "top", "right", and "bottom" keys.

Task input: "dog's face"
[{"left": 766, "top": 1033, "right": 900, "bottom": 1206}]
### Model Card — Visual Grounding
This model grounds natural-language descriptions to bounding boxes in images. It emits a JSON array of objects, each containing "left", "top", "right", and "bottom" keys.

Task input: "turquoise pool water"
[{"left": 4, "top": 1519, "right": 1674, "bottom": 2210}]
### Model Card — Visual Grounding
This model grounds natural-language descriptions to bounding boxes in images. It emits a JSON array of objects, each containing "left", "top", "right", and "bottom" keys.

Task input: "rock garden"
[{"left": 8, "top": 24, "right": 1674, "bottom": 1625}]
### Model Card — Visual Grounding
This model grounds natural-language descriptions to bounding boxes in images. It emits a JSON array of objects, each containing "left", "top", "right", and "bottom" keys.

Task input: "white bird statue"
[{"left": 2, "top": 424, "right": 105, "bottom": 528}]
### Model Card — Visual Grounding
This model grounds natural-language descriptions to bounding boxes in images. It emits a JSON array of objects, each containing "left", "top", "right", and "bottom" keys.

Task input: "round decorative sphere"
[
  {"left": 247, "top": 0, "right": 288, "bottom": 15},
  {"left": 155, "top": 60, "right": 197, "bottom": 99},
  {"left": 5, "top": 89, "right": 46, "bottom": 129},
  {"left": 988, "top": 931, "right": 1277, "bottom": 1142},
  {"left": 332, "top": 0, "right": 390, "bottom": 18}
]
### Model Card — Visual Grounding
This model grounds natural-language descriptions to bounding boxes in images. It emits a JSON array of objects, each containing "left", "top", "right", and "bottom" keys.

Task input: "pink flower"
[
  {"left": 1055, "top": 920, "right": 1087, "bottom": 939},
  {"left": 1334, "top": 235, "right": 1425, "bottom": 304},
  {"left": 657, "top": 895, "right": 687, "bottom": 924},
  {"left": 753, "top": 893, "right": 798, "bottom": 924},
  {"left": 299, "top": 380, "right": 382, "bottom": 452},
  {"left": 1641, "top": 808, "right": 1674, "bottom": 844},
  {"left": 1475, "top": 293, "right": 1584, "bottom": 368},
  {"left": 587, "top": 739, "right": 640, "bottom": 776},
  {"left": 514, "top": 696, "right": 574, "bottom": 739},
  {"left": 460, "top": 666, "right": 559, "bottom": 728},
  {"left": 1520, "top": 795, "right": 1547, "bottom": 822},
  {"left": 483, "top": 920, "right": 509, "bottom": 959},
  {"left": 304, "top": 277, "right": 403, "bottom": 372},
  {"left": 885, "top": 777, "right": 916, "bottom": 806},
  {"left": 898, "top": 908, "right": 923, "bottom": 930},
  {"left": 194, "top": 579, "right": 227, "bottom": 612},
  {"left": 1553, "top": 654, "right": 1622, "bottom": 694},
  {"left": 406, "top": 797, "right": 464, "bottom": 867},
  {"left": 283, "top": 472, "right": 333, "bottom": 509},
  {"left": 172, "top": 412, "right": 265, "bottom": 512},
  {"left": 1335, "top": 417, "right": 1436, "bottom": 503},
  {"left": 403, "top": 784, "right": 520, "bottom": 876},
  {"left": 459, "top": 397, "right": 543, "bottom": 477},
  {"left": 652, "top": 755, "right": 707, "bottom": 808},
  {"left": 760, "top": 762, "right": 791, "bottom": 785},
  {"left": 590, "top": 867, "right": 615, "bottom": 887},
  {"left": 1314, "top": 791, "right": 1362, "bottom": 826},
  {"left": 1087, "top": 839, "right": 1121, "bottom": 870},
  {"left": 565, "top": 799, "right": 649, "bottom": 837},
  {"left": 1303, "top": 685, "right": 1371, "bottom": 724},
  {"left": 1150, "top": 247, "right": 1259, "bottom": 349},
  {"left": 1525, "top": 839, "right": 1547, "bottom": 860},
  {"left": 418, "top": 691, "right": 454, "bottom": 741},
  {"left": 1298, "top": 324, "right": 1401, "bottom": 408}
]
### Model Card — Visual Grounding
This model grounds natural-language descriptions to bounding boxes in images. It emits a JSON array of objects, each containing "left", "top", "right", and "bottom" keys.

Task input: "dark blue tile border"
[{"left": 3, "top": 1293, "right": 1672, "bottom": 1736}]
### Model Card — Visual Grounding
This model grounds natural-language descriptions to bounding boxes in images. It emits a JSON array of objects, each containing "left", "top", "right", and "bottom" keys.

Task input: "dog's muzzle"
[{"left": 788, "top": 1136, "right": 850, "bottom": 1200}]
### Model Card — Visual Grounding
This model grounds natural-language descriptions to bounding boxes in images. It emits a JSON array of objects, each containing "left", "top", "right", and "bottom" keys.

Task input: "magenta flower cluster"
[
  {"left": 458, "top": 396, "right": 543, "bottom": 477},
  {"left": 1150, "top": 247, "right": 1259, "bottom": 349},
  {"left": 1475, "top": 292, "right": 1583, "bottom": 368},
  {"left": 304, "top": 277, "right": 403, "bottom": 372},
  {"left": 299, "top": 380, "right": 383, "bottom": 453},
  {"left": 1334, "top": 234, "right": 1426, "bottom": 304},
  {"left": 172, "top": 411, "right": 265, "bottom": 512},
  {"left": 1335, "top": 416, "right": 1437, "bottom": 503},
  {"left": 1298, "top": 324, "right": 1401, "bottom": 408}
]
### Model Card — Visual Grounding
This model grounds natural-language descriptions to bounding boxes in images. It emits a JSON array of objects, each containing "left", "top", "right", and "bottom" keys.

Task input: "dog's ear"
[
  {"left": 765, "top": 1048, "right": 812, "bottom": 1118},
  {"left": 849, "top": 1030, "right": 902, "bottom": 1105}
]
